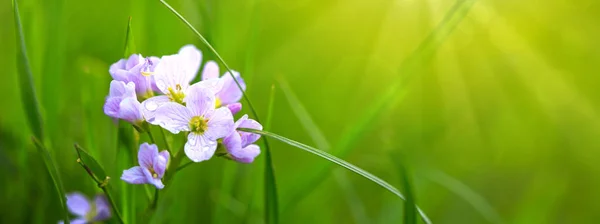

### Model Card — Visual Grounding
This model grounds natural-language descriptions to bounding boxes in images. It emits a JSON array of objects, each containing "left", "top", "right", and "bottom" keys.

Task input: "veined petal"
[
  {"left": 184, "top": 133, "right": 217, "bottom": 162},
  {"left": 118, "top": 97, "right": 143, "bottom": 123},
  {"left": 178, "top": 44, "right": 202, "bottom": 82},
  {"left": 194, "top": 78, "right": 224, "bottom": 95},
  {"left": 109, "top": 59, "right": 127, "bottom": 80},
  {"left": 141, "top": 95, "right": 171, "bottom": 124},
  {"left": 103, "top": 97, "right": 121, "bottom": 118},
  {"left": 201, "top": 60, "right": 219, "bottom": 80},
  {"left": 154, "top": 55, "right": 191, "bottom": 94},
  {"left": 109, "top": 80, "right": 136, "bottom": 98},
  {"left": 218, "top": 71, "right": 245, "bottom": 105},
  {"left": 121, "top": 166, "right": 147, "bottom": 184},
  {"left": 154, "top": 102, "right": 192, "bottom": 134},
  {"left": 93, "top": 195, "right": 111, "bottom": 221},
  {"left": 138, "top": 143, "right": 159, "bottom": 169},
  {"left": 223, "top": 130, "right": 242, "bottom": 155},
  {"left": 232, "top": 144, "right": 261, "bottom": 164},
  {"left": 184, "top": 84, "right": 216, "bottom": 117},
  {"left": 205, "top": 107, "right": 234, "bottom": 140},
  {"left": 66, "top": 193, "right": 90, "bottom": 217},
  {"left": 154, "top": 150, "right": 169, "bottom": 178}
]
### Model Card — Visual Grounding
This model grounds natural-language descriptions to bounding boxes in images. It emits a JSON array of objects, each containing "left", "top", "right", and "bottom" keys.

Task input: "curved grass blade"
[
  {"left": 237, "top": 128, "right": 431, "bottom": 224},
  {"left": 32, "top": 137, "right": 69, "bottom": 224},
  {"left": 157, "top": 1, "right": 279, "bottom": 222},
  {"left": 263, "top": 85, "right": 279, "bottom": 223},
  {"left": 285, "top": 0, "right": 476, "bottom": 212},
  {"left": 13, "top": 0, "right": 43, "bottom": 141},
  {"left": 74, "top": 144, "right": 107, "bottom": 181}
]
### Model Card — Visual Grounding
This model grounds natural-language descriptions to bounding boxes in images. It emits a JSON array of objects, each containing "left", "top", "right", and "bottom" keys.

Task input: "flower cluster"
[
  {"left": 104, "top": 45, "right": 263, "bottom": 189},
  {"left": 59, "top": 192, "right": 111, "bottom": 224}
]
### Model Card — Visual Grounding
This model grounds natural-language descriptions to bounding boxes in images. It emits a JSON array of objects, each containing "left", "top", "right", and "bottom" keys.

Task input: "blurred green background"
[{"left": 2, "top": 0, "right": 600, "bottom": 223}]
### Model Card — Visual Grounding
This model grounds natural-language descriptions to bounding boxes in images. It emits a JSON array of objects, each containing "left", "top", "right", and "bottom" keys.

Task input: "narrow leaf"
[
  {"left": 74, "top": 144, "right": 107, "bottom": 180},
  {"left": 32, "top": 137, "right": 69, "bottom": 224},
  {"left": 400, "top": 166, "right": 417, "bottom": 224},
  {"left": 13, "top": 0, "right": 43, "bottom": 141},
  {"left": 123, "top": 16, "right": 136, "bottom": 57},
  {"left": 238, "top": 128, "right": 431, "bottom": 224},
  {"left": 264, "top": 85, "right": 279, "bottom": 223}
]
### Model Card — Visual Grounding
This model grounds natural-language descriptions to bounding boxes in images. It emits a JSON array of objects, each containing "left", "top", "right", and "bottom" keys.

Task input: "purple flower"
[
  {"left": 103, "top": 80, "right": 144, "bottom": 125},
  {"left": 142, "top": 45, "right": 222, "bottom": 123},
  {"left": 201, "top": 60, "right": 245, "bottom": 114},
  {"left": 109, "top": 54, "right": 160, "bottom": 98},
  {"left": 59, "top": 192, "right": 111, "bottom": 224},
  {"left": 153, "top": 84, "right": 234, "bottom": 162},
  {"left": 222, "top": 115, "right": 262, "bottom": 163},
  {"left": 121, "top": 143, "right": 170, "bottom": 189}
]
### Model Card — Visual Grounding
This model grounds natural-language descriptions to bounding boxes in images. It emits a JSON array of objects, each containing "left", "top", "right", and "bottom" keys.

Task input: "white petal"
[
  {"left": 153, "top": 55, "right": 192, "bottom": 94},
  {"left": 205, "top": 107, "right": 234, "bottom": 140},
  {"left": 154, "top": 102, "right": 192, "bottom": 134},
  {"left": 178, "top": 44, "right": 202, "bottom": 82},
  {"left": 141, "top": 95, "right": 171, "bottom": 124},
  {"left": 184, "top": 133, "right": 217, "bottom": 162}
]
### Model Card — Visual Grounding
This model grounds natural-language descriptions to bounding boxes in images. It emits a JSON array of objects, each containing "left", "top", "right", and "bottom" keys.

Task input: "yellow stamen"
[{"left": 189, "top": 116, "right": 208, "bottom": 134}]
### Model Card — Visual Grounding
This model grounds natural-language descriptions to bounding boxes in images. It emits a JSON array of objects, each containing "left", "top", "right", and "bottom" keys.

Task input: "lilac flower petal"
[
  {"left": 237, "top": 116, "right": 263, "bottom": 147},
  {"left": 218, "top": 71, "right": 245, "bottom": 105},
  {"left": 109, "top": 59, "right": 128, "bottom": 80},
  {"left": 61, "top": 218, "right": 86, "bottom": 224},
  {"left": 125, "top": 54, "right": 143, "bottom": 70},
  {"left": 141, "top": 95, "right": 171, "bottom": 124},
  {"left": 184, "top": 84, "right": 216, "bottom": 117},
  {"left": 153, "top": 150, "right": 169, "bottom": 178},
  {"left": 223, "top": 130, "right": 242, "bottom": 155},
  {"left": 201, "top": 60, "right": 219, "bottom": 80},
  {"left": 226, "top": 103, "right": 242, "bottom": 115},
  {"left": 154, "top": 55, "right": 192, "bottom": 94},
  {"left": 109, "top": 80, "right": 136, "bottom": 98},
  {"left": 154, "top": 102, "right": 192, "bottom": 134},
  {"left": 66, "top": 193, "right": 90, "bottom": 217},
  {"left": 194, "top": 78, "right": 224, "bottom": 95},
  {"left": 142, "top": 167, "right": 165, "bottom": 189},
  {"left": 138, "top": 143, "right": 159, "bottom": 169},
  {"left": 93, "top": 195, "right": 111, "bottom": 221},
  {"left": 205, "top": 107, "right": 234, "bottom": 140},
  {"left": 121, "top": 166, "right": 147, "bottom": 184},
  {"left": 178, "top": 45, "right": 202, "bottom": 82},
  {"left": 103, "top": 97, "right": 121, "bottom": 118},
  {"left": 185, "top": 133, "right": 218, "bottom": 162},
  {"left": 232, "top": 144, "right": 261, "bottom": 163},
  {"left": 118, "top": 97, "right": 143, "bottom": 123}
]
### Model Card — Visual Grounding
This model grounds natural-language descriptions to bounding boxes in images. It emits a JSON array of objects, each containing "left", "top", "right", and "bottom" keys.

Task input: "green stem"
[
  {"left": 151, "top": 188, "right": 159, "bottom": 209},
  {"left": 175, "top": 161, "right": 194, "bottom": 172},
  {"left": 147, "top": 130, "right": 156, "bottom": 144},
  {"left": 102, "top": 184, "right": 125, "bottom": 224},
  {"left": 160, "top": 128, "right": 172, "bottom": 155}
]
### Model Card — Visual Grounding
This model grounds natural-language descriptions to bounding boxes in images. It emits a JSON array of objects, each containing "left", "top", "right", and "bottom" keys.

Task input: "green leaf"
[
  {"left": 13, "top": 0, "right": 43, "bottom": 141},
  {"left": 237, "top": 128, "right": 431, "bottom": 224},
  {"left": 32, "top": 137, "right": 69, "bottom": 224},
  {"left": 74, "top": 143, "right": 107, "bottom": 180},
  {"left": 123, "top": 16, "right": 136, "bottom": 57},
  {"left": 284, "top": 0, "right": 476, "bottom": 212},
  {"left": 263, "top": 85, "right": 279, "bottom": 224},
  {"left": 400, "top": 166, "right": 417, "bottom": 224}
]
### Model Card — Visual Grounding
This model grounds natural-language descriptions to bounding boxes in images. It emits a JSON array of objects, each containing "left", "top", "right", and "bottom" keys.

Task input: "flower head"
[
  {"left": 201, "top": 60, "right": 245, "bottom": 114},
  {"left": 109, "top": 54, "right": 159, "bottom": 98},
  {"left": 153, "top": 84, "right": 234, "bottom": 162},
  {"left": 121, "top": 143, "right": 170, "bottom": 189},
  {"left": 59, "top": 192, "right": 111, "bottom": 224},
  {"left": 103, "top": 80, "right": 144, "bottom": 125},
  {"left": 142, "top": 45, "right": 221, "bottom": 123},
  {"left": 222, "top": 115, "right": 262, "bottom": 163}
]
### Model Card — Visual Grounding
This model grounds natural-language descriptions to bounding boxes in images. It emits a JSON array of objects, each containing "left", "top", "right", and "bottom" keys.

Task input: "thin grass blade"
[
  {"left": 263, "top": 85, "right": 279, "bottom": 223},
  {"left": 13, "top": 0, "right": 43, "bottom": 141},
  {"left": 400, "top": 166, "right": 417, "bottom": 224},
  {"left": 123, "top": 16, "right": 136, "bottom": 57},
  {"left": 32, "top": 137, "right": 69, "bottom": 224},
  {"left": 238, "top": 128, "right": 431, "bottom": 224}
]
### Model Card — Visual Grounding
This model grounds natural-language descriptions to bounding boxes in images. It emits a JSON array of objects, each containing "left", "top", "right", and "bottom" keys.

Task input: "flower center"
[
  {"left": 167, "top": 84, "right": 185, "bottom": 104},
  {"left": 148, "top": 167, "right": 158, "bottom": 178},
  {"left": 189, "top": 116, "right": 208, "bottom": 134},
  {"left": 215, "top": 97, "right": 222, "bottom": 108}
]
